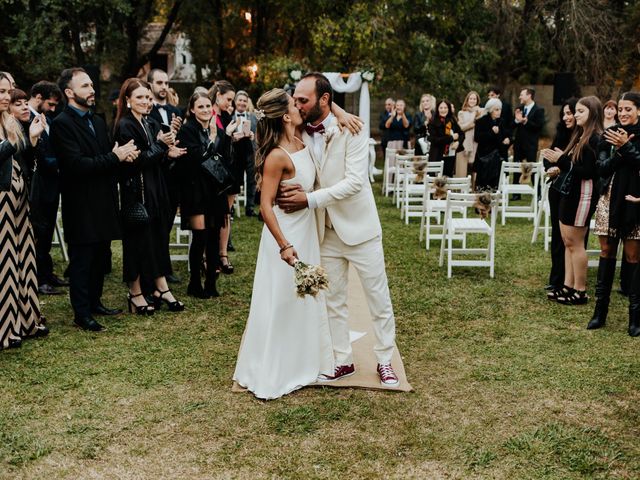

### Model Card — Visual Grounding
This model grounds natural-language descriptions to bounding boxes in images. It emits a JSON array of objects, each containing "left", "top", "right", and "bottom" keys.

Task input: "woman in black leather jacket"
[
  {"left": 114, "top": 78, "right": 185, "bottom": 314},
  {"left": 588, "top": 92, "right": 640, "bottom": 336},
  {"left": 0, "top": 72, "right": 48, "bottom": 350}
]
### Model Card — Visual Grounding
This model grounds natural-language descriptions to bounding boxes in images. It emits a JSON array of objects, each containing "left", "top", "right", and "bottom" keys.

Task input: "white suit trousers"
[{"left": 321, "top": 228, "right": 396, "bottom": 365}]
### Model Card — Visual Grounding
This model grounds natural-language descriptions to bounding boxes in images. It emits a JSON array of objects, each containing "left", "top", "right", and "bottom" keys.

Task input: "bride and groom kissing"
[{"left": 233, "top": 73, "right": 399, "bottom": 400}]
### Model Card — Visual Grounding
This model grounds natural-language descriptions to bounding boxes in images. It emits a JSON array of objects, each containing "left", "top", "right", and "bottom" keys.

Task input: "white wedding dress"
[{"left": 233, "top": 145, "right": 334, "bottom": 400}]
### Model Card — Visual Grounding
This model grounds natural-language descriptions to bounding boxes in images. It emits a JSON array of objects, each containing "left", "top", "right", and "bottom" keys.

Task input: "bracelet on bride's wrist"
[{"left": 279, "top": 243, "right": 293, "bottom": 254}]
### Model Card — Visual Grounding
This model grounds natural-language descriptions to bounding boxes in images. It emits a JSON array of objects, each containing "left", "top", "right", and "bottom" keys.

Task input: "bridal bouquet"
[{"left": 294, "top": 260, "right": 329, "bottom": 298}]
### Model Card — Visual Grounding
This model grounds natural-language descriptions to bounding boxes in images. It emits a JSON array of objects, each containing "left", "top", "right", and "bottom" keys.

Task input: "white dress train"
[{"left": 233, "top": 145, "right": 334, "bottom": 400}]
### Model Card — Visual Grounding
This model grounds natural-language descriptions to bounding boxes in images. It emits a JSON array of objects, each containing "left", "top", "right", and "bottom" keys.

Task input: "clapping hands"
[
  {"left": 541, "top": 147, "right": 563, "bottom": 163},
  {"left": 113, "top": 140, "right": 140, "bottom": 162}
]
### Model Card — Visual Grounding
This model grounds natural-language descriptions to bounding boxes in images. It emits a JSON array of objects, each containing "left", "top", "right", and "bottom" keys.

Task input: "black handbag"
[
  {"left": 551, "top": 165, "right": 573, "bottom": 196},
  {"left": 121, "top": 173, "right": 150, "bottom": 228},
  {"left": 201, "top": 152, "right": 235, "bottom": 195}
]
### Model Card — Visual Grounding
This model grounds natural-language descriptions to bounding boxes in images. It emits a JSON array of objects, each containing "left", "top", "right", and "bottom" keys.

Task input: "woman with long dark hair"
[
  {"left": 176, "top": 91, "right": 228, "bottom": 298},
  {"left": 541, "top": 97, "right": 578, "bottom": 297},
  {"left": 0, "top": 72, "right": 48, "bottom": 350},
  {"left": 428, "top": 99, "right": 463, "bottom": 177},
  {"left": 588, "top": 92, "right": 640, "bottom": 336},
  {"left": 209, "top": 80, "right": 237, "bottom": 275},
  {"left": 543, "top": 96, "right": 603, "bottom": 305},
  {"left": 114, "top": 78, "right": 185, "bottom": 314}
]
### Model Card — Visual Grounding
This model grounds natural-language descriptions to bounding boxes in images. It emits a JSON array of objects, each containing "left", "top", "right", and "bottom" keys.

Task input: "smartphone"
[{"left": 160, "top": 123, "right": 172, "bottom": 133}]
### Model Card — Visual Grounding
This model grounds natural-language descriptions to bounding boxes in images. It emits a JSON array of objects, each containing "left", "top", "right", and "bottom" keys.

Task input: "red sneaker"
[
  {"left": 377, "top": 363, "right": 399, "bottom": 387},
  {"left": 317, "top": 364, "right": 355, "bottom": 382}
]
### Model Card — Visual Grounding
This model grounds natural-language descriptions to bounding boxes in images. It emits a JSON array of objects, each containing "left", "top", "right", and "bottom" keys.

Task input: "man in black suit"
[
  {"left": 512, "top": 87, "right": 545, "bottom": 192},
  {"left": 50, "top": 68, "right": 139, "bottom": 331},
  {"left": 27, "top": 81, "right": 66, "bottom": 296},
  {"left": 147, "top": 68, "right": 182, "bottom": 283}
]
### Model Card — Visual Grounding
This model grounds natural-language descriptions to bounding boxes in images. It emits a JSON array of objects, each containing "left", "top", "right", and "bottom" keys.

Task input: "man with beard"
[
  {"left": 147, "top": 68, "right": 182, "bottom": 283},
  {"left": 50, "top": 68, "right": 139, "bottom": 331},
  {"left": 27, "top": 81, "right": 67, "bottom": 295},
  {"left": 277, "top": 73, "right": 400, "bottom": 387}
]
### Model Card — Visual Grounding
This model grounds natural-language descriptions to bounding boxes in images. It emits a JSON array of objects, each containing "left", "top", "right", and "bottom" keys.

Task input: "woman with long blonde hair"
[
  {"left": 0, "top": 72, "right": 49, "bottom": 350},
  {"left": 457, "top": 90, "right": 483, "bottom": 177}
]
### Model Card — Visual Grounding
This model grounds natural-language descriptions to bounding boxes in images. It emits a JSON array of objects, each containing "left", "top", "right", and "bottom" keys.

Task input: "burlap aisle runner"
[{"left": 232, "top": 265, "right": 413, "bottom": 395}]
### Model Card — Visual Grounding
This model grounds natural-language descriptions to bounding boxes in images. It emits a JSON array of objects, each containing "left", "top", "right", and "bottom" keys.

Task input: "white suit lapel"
[{"left": 320, "top": 117, "right": 340, "bottom": 173}]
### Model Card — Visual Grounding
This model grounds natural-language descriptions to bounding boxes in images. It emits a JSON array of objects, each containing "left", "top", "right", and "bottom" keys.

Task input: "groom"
[{"left": 278, "top": 73, "right": 399, "bottom": 386}]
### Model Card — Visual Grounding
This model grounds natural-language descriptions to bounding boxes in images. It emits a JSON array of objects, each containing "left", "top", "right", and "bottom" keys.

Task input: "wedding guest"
[
  {"left": 176, "top": 91, "right": 227, "bottom": 298},
  {"left": 542, "top": 96, "right": 602, "bottom": 306},
  {"left": 513, "top": 87, "right": 545, "bottom": 192},
  {"left": 232, "top": 90, "right": 258, "bottom": 217},
  {"left": 543, "top": 98, "right": 577, "bottom": 298},
  {"left": 428, "top": 99, "right": 463, "bottom": 177},
  {"left": 26, "top": 81, "right": 68, "bottom": 295},
  {"left": 113, "top": 78, "right": 185, "bottom": 314},
  {"left": 0, "top": 72, "right": 48, "bottom": 350},
  {"left": 413, "top": 93, "right": 435, "bottom": 155},
  {"left": 384, "top": 99, "right": 411, "bottom": 149},
  {"left": 456, "top": 90, "right": 483, "bottom": 177},
  {"left": 487, "top": 85, "right": 513, "bottom": 159},
  {"left": 209, "top": 80, "right": 237, "bottom": 275},
  {"left": 0, "top": 71, "right": 17, "bottom": 89},
  {"left": 588, "top": 92, "right": 640, "bottom": 336},
  {"left": 474, "top": 98, "right": 509, "bottom": 190},
  {"left": 378, "top": 97, "right": 394, "bottom": 152},
  {"left": 604, "top": 97, "right": 630, "bottom": 296},
  {"left": 50, "top": 67, "right": 140, "bottom": 331},
  {"left": 603, "top": 100, "right": 618, "bottom": 129},
  {"left": 148, "top": 68, "right": 183, "bottom": 284}
]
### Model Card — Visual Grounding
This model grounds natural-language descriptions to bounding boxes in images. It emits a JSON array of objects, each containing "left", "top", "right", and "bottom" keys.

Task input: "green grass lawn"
[{"left": 1, "top": 185, "right": 639, "bottom": 479}]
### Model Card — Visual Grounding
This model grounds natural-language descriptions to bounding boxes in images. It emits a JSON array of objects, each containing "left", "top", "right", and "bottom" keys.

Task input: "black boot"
[
  {"left": 204, "top": 225, "right": 221, "bottom": 298},
  {"left": 619, "top": 256, "right": 631, "bottom": 296},
  {"left": 587, "top": 257, "right": 617, "bottom": 330},
  {"left": 628, "top": 262, "right": 640, "bottom": 337},
  {"left": 187, "top": 229, "right": 210, "bottom": 299}
]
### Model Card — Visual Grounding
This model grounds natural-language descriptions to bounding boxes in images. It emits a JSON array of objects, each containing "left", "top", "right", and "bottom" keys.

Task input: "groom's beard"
[{"left": 303, "top": 102, "right": 323, "bottom": 125}]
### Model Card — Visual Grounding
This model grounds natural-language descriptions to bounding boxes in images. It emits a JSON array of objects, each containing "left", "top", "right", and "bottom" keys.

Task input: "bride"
[{"left": 233, "top": 88, "right": 335, "bottom": 400}]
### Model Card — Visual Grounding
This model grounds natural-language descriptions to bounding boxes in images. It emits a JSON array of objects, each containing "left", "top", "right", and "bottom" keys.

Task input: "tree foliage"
[{"left": 1, "top": 0, "right": 638, "bottom": 105}]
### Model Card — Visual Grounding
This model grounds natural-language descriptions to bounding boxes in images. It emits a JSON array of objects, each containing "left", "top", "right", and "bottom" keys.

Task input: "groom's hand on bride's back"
[{"left": 276, "top": 183, "right": 308, "bottom": 213}]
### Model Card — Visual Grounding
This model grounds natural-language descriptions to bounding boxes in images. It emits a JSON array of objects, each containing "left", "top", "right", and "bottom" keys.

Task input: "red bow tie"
[{"left": 305, "top": 123, "right": 325, "bottom": 135}]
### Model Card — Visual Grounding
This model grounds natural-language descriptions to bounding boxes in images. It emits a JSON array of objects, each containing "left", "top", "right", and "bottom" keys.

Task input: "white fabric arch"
[{"left": 323, "top": 72, "right": 370, "bottom": 138}]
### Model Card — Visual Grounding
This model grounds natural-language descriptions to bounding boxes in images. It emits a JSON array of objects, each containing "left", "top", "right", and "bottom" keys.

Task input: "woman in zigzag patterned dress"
[{"left": 0, "top": 72, "right": 48, "bottom": 350}]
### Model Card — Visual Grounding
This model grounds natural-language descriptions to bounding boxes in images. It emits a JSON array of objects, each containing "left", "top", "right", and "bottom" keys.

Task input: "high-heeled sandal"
[
  {"left": 219, "top": 255, "right": 234, "bottom": 275},
  {"left": 8, "top": 336, "right": 22, "bottom": 349},
  {"left": 557, "top": 289, "right": 589, "bottom": 305},
  {"left": 152, "top": 289, "right": 185, "bottom": 312},
  {"left": 547, "top": 285, "right": 573, "bottom": 301},
  {"left": 127, "top": 292, "right": 155, "bottom": 315}
]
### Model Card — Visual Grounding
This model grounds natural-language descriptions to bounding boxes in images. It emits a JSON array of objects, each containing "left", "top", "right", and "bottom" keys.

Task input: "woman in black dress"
[
  {"left": 473, "top": 98, "right": 509, "bottom": 191},
  {"left": 542, "top": 96, "right": 602, "bottom": 306},
  {"left": 176, "top": 91, "right": 228, "bottom": 298},
  {"left": 413, "top": 94, "right": 434, "bottom": 155},
  {"left": 541, "top": 98, "right": 577, "bottom": 297},
  {"left": 209, "top": 80, "right": 238, "bottom": 275},
  {"left": 428, "top": 99, "right": 463, "bottom": 177},
  {"left": 588, "top": 92, "right": 640, "bottom": 336},
  {"left": 114, "top": 78, "right": 185, "bottom": 314}
]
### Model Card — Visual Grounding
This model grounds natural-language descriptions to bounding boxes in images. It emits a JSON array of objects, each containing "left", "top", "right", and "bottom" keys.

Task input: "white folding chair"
[
  {"left": 531, "top": 177, "right": 551, "bottom": 251},
  {"left": 170, "top": 214, "right": 191, "bottom": 266},
  {"left": 498, "top": 161, "right": 542, "bottom": 225},
  {"left": 394, "top": 153, "right": 422, "bottom": 209},
  {"left": 52, "top": 209, "right": 69, "bottom": 262},
  {"left": 419, "top": 175, "right": 470, "bottom": 249},
  {"left": 234, "top": 171, "right": 248, "bottom": 217},
  {"left": 400, "top": 156, "right": 432, "bottom": 223},
  {"left": 383, "top": 148, "right": 413, "bottom": 197},
  {"left": 439, "top": 192, "right": 500, "bottom": 278}
]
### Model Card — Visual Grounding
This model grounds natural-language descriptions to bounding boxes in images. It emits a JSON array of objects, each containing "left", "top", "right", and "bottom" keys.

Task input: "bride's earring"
[{"left": 126, "top": 101, "right": 131, "bottom": 109}]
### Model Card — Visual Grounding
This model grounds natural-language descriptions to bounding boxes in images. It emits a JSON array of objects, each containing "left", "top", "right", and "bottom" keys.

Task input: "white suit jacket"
[{"left": 304, "top": 116, "right": 382, "bottom": 246}]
